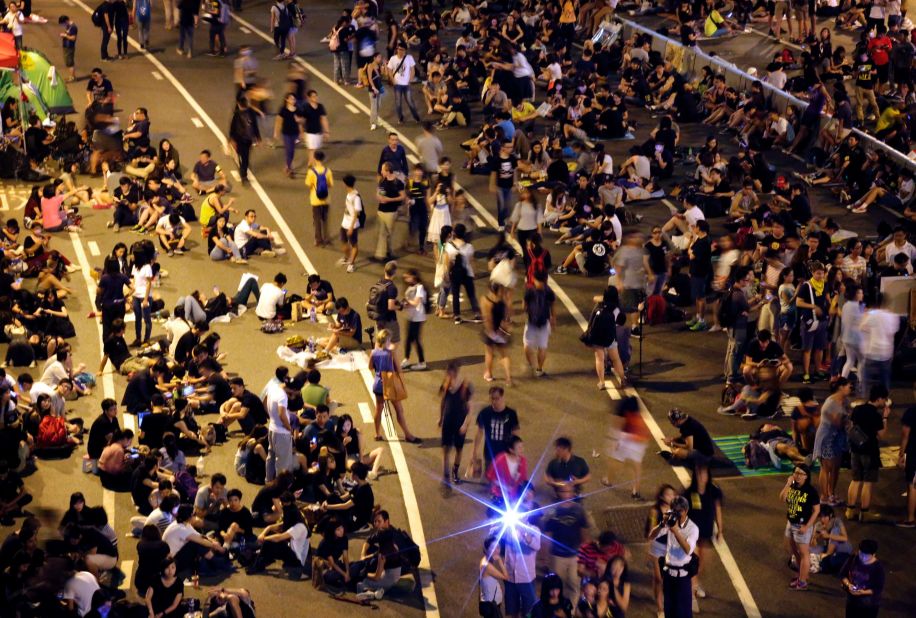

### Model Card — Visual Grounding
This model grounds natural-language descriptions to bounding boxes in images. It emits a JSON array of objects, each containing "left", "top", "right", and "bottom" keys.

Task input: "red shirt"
[{"left": 868, "top": 36, "right": 892, "bottom": 66}]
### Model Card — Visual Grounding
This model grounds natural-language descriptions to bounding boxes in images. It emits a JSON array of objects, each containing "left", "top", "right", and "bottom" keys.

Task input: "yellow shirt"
[
  {"left": 512, "top": 101, "right": 536, "bottom": 122},
  {"left": 560, "top": 1, "right": 576, "bottom": 24},
  {"left": 305, "top": 164, "right": 333, "bottom": 206},
  {"left": 875, "top": 107, "right": 900, "bottom": 133}
]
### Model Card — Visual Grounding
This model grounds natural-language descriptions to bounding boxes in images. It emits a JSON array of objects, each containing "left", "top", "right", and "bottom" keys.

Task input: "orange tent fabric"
[{"left": 0, "top": 32, "right": 18, "bottom": 71}]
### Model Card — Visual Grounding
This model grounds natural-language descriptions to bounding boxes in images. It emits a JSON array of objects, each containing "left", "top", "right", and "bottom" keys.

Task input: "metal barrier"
[{"left": 618, "top": 18, "right": 916, "bottom": 172}]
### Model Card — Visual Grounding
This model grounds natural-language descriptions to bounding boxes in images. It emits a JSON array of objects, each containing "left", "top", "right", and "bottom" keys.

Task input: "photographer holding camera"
[{"left": 649, "top": 495, "right": 699, "bottom": 618}]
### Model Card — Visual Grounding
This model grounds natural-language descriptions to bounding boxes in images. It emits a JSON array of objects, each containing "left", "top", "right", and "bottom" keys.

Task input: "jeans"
[
  {"left": 651, "top": 273, "right": 668, "bottom": 296},
  {"left": 131, "top": 297, "right": 152, "bottom": 342},
  {"left": 273, "top": 28, "right": 289, "bottom": 54},
  {"left": 333, "top": 50, "right": 352, "bottom": 83},
  {"left": 393, "top": 85, "right": 420, "bottom": 122},
  {"left": 495, "top": 186, "right": 513, "bottom": 229},
  {"left": 861, "top": 358, "right": 892, "bottom": 399},
  {"left": 101, "top": 28, "right": 112, "bottom": 59},
  {"left": 724, "top": 326, "right": 749, "bottom": 382},
  {"left": 266, "top": 430, "right": 294, "bottom": 482},
  {"left": 233, "top": 277, "right": 260, "bottom": 305},
  {"left": 181, "top": 295, "right": 207, "bottom": 324},
  {"left": 209, "top": 22, "right": 226, "bottom": 52},
  {"left": 241, "top": 236, "right": 271, "bottom": 258},
  {"left": 115, "top": 21, "right": 129, "bottom": 55},
  {"left": 114, "top": 203, "right": 139, "bottom": 227},
  {"left": 451, "top": 272, "right": 479, "bottom": 317},
  {"left": 281, "top": 133, "right": 297, "bottom": 170},
  {"left": 137, "top": 20, "right": 151, "bottom": 48},
  {"left": 178, "top": 24, "right": 195, "bottom": 54},
  {"left": 374, "top": 210, "right": 398, "bottom": 259},
  {"left": 236, "top": 140, "right": 252, "bottom": 180},
  {"left": 405, "top": 320, "right": 425, "bottom": 363},
  {"left": 356, "top": 567, "right": 402, "bottom": 594},
  {"left": 209, "top": 239, "right": 242, "bottom": 261},
  {"left": 369, "top": 90, "right": 384, "bottom": 126}
]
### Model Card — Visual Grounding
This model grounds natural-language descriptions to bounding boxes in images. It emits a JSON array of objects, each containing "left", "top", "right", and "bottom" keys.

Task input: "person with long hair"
[
  {"left": 481, "top": 281, "right": 513, "bottom": 386},
  {"left": 683, "top": 461, "right": 723, "bottom": 607},
  {"left": 401, "top": 268, "right": 428, "bottom": 371},
  {"left": 334, "top": 414, "right": 383, "bottom": 479},
  {"left": 129, "top": 247, "right": 154, "bottom": 346},
  {"left": 509, "top": 187, "right": 543, "bottom": 268},
  {"left": 780, "top": 464, "right": 820, "bottom": 592},
  {"left": 813, "top": 377, "right": 852, "bottom": 507},
  {"left": 582, "top": 286, "right": 628, "bottom": 390},
  {"left": 144, "top": 556, "right": 183, "bottom": 618},
  {"left": 135, "top": 524, "right": 169, "bottom": 598},
  {"left": 369, "top": 329, "right": 420, "bottom": 443},
  {"left": 439, "top": 360, "right": 473, "bottom": 485},
  {"left": 646, "top": 484, "right": 677, "bottom": 616},
  {"left": 247, "top": 492, "right": 311, "bottom": 577},
  {"left": 479, "top": 535, "right": 510, "bottom": 618},
  {"left": 840, "top": 284, "right": 864, "bottom": 379},
  {"left": 529, "top": 572, "right": 573, "bottom": 618}
]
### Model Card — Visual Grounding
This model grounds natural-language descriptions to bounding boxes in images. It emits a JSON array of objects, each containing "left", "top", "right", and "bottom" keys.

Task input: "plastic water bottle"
[
  {"left": 309, "top": 306, "right": 317, "bottom": 322},
  {"left": 196, "top": 455, "right": 205, "bottom": 475},
  {"left": 308, "top": 337, "right": 316, "bottom": 353}
]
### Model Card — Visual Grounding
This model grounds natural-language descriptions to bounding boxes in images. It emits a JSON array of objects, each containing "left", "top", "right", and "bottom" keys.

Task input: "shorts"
[
  {"left": 504, "top": 580, "right": 536, "bottom": 618},
  {"left": 690, "top": 276, "right": 708, "bottom": 303},
  {"left": 851, "top": 452, "right": 879, "bottom": 483},
  {"left": 877, "top": 192, "right": 904, "bottom": 210},
  {"left": 800, "top": 320, "right": 828, "bottom": 351},
  {"left": 875, "top": 63, "right": 890, "bottom": 84},
  {"left": 523, "top": 323, "right": 551, "bottom": 349},
  {"left": 785, "top": 521, "right": 814, "bottom": 544},
  {"left": 620, "top": 288, "right": 644, "bottom": 314},
  {"left": 305, "top": 133, "right": 323, "bottom": 150},
  {"left": 441, "top": 425, "right": 467, "bottom": 449},
  {"left": 777, "top": 310, "right": 796, "bottom": 332},
  {"left": 64, "top": 47, "right": 75, "bottom": 68},
  {"left": 613, "top": 434, "right": 648, "bottom": 463},
  {"left": 339, "top": 227, "right": 359, "bottom": 245},
  {"left": 377, "top": 319, "right": 400, "bottom": 343}
]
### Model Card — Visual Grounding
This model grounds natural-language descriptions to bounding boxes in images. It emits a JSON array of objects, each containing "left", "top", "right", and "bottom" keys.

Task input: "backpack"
[
  {"left": 525, "top": 247, "right": 547, "bottom": 288},
  {"left": 275, "top": 3, "right": 291, "bottom": 31},
  {"left": 646, "top": 294, "right": 667, "bottom": 325},
  {"left": 392, "top": 528, "right": 421, "bottom": 569},
  {"left": 91, "top": 2, "right": 107, "bottom": 27},
  {"left": 311, "top": 167, "right": 329, "bottom": 200},
  {"left": 449, "top": 242, "right": 469, "bottom": 281},
  {"left": 174, "top": 469, "right": 199, "bottom": 502},
  {"left": 289, "top": 3, "right": 303, "bottom": 28},
  {"left": 355, "top": 194, "right": 366, "bottom": 228},
  {"left": 717, "top": 287, "right": 740, "bottom": 329},
  {"left": 37, "top": 415, "right": 68, "bottom": 448},
  {"left": 329, "top": 28, "right": 341, "bottom": 52},
  {"left": 743, "top": 439, "right": 770, "bottom": 469},
  {"left": 366, "top": 279, "right": 393, "bottom": 322}
]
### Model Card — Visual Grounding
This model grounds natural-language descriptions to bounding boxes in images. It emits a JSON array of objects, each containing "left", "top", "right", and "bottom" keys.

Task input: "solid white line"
[
  {"left": 345, "top": 103, "right": 360, "bottom": 114},
  {"left": 191, "top": 117, "right": 204, "bottom": 128},
  {"left": 62, "top": 0, "right": 74, "bottom": 5},
  {"left": 151, "top": 71, "right": 164, "bottom": 81},
  {"left": 406, "top": 153, "right": 419, "bottom": 164},
  {"left": 357, "top": 401, "right": 374, "bottom": 425},
  {"left": 230, "top": 170, "right": 242, "bottom": 182},
  {"left": 118, "top": 560, "right": 134, "bottom": 591},
  {"left": 87, "top": 240, "right": 100, "bottom": 256},
  {"left": 471, "top": 214, "right": 485, "bottom": 228}
]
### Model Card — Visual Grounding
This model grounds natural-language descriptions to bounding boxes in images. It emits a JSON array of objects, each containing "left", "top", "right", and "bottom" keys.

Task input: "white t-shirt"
[
  {"left": 546, "top": 62, "right": 563, "bottom": 81},
  {"left": 3, "top": 10, "right": 23, "bottom": 37},
  {"left": 341, "top": 191, "right": 363, "bottom": 230},
  {"left": 255, "top": 282, "right": 286, "bottom": 320},
  {"left": 164, "top": 317, "right": 191, "bottom": 358},
  {"left": 511, "top": 52, "right": 534, "bottom": 78},
  {"left": 155, "top": 214, "right": 186, "bottom": 233},
  {"left": 163, "top": 521, "right": 198, "bottom": 556},
  {"left": 770, "top": 117, "right": 789, "bottom": 137},
  {"left": 598, "top": 153, "right": 614, "bottom": 175},
  {"left": 63, "top": 571, "right": 100, "bottom": 617},
  {"left": 765, "top": 70, "right": 788, "bottom": 90},
  {"left": 29, "top": 380, "right": 55, "bottom": 402},
  {"left": 387, "top": 54, "right": 416, "bottom": 86},
  {"left": 131, "top": 264, "right": 154, "bottom": 299},
  {"left": 633, "top": 155, "right": 651, "bottom": 180},
  {"left": 885, "top": 241, "right": 916, "bottom": 267},
  {"left": 287, "top": 522, "right": 311, "bottom": 565},
  {"left": 684, "top": 205, "right": 706, "bottom": 228},
  {"left": 860, "top": 309, "right": 900, "bottom": 361},
  {"left": 445, "top": 240, "right": 475, "bottom": 277},
  {"left": 40, "top": 360, "right": 69, "bottom": 387},
  {"left": 145, "top": 508, "right": 174, "bottom": 534},
  {"left": 405, "top": 284, "right": 427, "bottom": 322},
  {"left": 233, "top": 219, "right": 255, "bottom": 248},
  {"left": 265, "top": 380, "right": 290, "bottom": 435},
  {"left": 665, "top": 519, "right": 699, "bottom": 567}
]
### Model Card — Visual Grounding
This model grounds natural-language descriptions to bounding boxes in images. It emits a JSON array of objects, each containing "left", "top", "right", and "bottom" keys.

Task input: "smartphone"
[
  {"left": 181, "top": 385, "right": 195, "bottom": 397},
  {"left": 655, "top": 144, "right": 664, "bottom": 153}
]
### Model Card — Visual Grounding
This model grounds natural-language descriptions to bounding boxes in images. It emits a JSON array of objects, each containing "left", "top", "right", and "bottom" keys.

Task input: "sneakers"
[
  {"left": 336, "top": 258, "right": 348, "bottom": 266},
  {"left": 845, "top": 506, "right": 859, "bottom": 520},
  {"left": 696, "top": 585, "right": 707, "bottom": 599},
  {"left": 346, "top": 263, "right": 356, "bottom": 273},
  {"left": 802, "top": 374, "right": 813, "bottom": 384},
  {"left": 686, "top": 316, "right": 699, "bottom": 327},
  {"left": 689, "top": 320, "right": 709, "bottom": 331},
  {"left": 555, "top": 265, "right": 568, "bottom": 274},
  {"left": 400, "top": 358, "right": 412, "bottom": 370},
  {"left": 411, "top": 362, "right": 427, "bottom": 371},
  {"left": 708, "top": 324, "right": 724, "bottom": 332},
  {"left": 717, "top": 406, "right": 736, "bottom": 415},
  {"left": 260, "top": 250, "right": 277, "bottom": 258},
  {"left": 895, "top": 520, "right": 916, "bottom": 528},
  {"left": 789, "top": 579, "right": 809, "bottom": 591},
  {"left": 369, "top": 124, "right": 378, "bottom": 131}
]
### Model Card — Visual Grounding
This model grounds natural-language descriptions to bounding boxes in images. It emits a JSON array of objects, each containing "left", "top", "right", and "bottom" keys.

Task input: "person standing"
[
  {"left": 375, "top": 163, "right": 405, "bottom": 261},
  {"left": 544, "top": 484, "right": 590, "bottom": 604},
  {"left": 780, "top": 464, "right": 820, "bottom": 592},
  {"left": 858, "top": 298, "right": 900, "bottom": 398},
  {"left": 110, "top": 0, "right": 129, "bottom": 59},
  {"left": 846, "top": 385, "right": 889, "bottom": 522},
  {"left": 58, "top": 15, "right": 78, "bottom": 82},
  {"left": 649, "top": 495, "right": 698, "bottom": 618},
  {"left": 522, "top": 270, "right": 555, "bottom": 377},
  {"left": 366, "top": 51, "right": 385, "bottom": 131},
  {"left": 176, "top": 0, "right": 200, "bottom": 58},
  {"left": 95, "top": 0, "right": 114, "bottom": 61},
  {"left": 301, "top": 90, "right": 330, "bottom": 162},
  {"left": 489, "top": 140, "right": 517, "bottom": 231},
  {"left": 134, "top": 0, "right": 152, "bottom": 50},
  {"left": 501, "top": 503, "right": 541, "bottom": 618},
  {"left": 305, "top": 150, "right": 333, "bottom": 247},
  {"left": 683, "top": 463, "right": 723, "bottom": 611},
  {"left": 265, "top": 373, "right": 301, "bottom": 482},
  {"left": 269, "top": 0, "right": 291, "bottom": 59},
  {"left": 274, "top": 93, "right": 304, "bottom": 177},
  {"left": 469, "top": 386, "right": 520, "bottom": 476},
  {"left": 228, "top": 96, "right": 262, "bottom": 184},
  {"left": 416, "top": 122, "right": 443, "bottom": 175},
  {"left": 204, "top": 0, "right": 229, "bottom": 56},
  {"left": 129, "top": 250, "right": 154, "bottom": 346},
  {"left": 813, "top": 377, "right": 853, "bottom": 507},
  {"left": 368, "top": 329, "right": 420, "bottom": 443},
  {"left": 796, "top": 261, "right": 830, "bottom": 383},
  {"left": 438, "top": 360, "right": 472, "bottom": 484},
  {"left": 686, "top": 220, "right": 712, "bottom": 332},
  {"left": 386, "top": 43, "right": 421, "bottom": 124},
  {"left": 508, "top": 187, "right": 542, "bottom": 268},
  {"left": 339, "top": 174, "right": 362, "bottom": 273},
  {"left": 162, "top": 0, "right": 177, "bottom": 30},
  {"left": 479, "top": 536, "right": 510, "bottom": 618},
  {"left": 401, "top": 269, "right": 427, "bottom": 370},
  {"left": 329, "top": 16, "right": 354, "bottom": 85},
  {"left": 841, "top": 539, "right": 885, "bottom": 618},
  {"left": 445, "top": 223, "right": 481, "bottom": 324},
  {"left": 613, "top": 231, "right": 648, "bottom": 332}
]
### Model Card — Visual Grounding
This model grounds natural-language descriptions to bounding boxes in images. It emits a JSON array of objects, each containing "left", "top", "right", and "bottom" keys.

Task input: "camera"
[{"left": 665, "top": 511, "right": 679, "bottom": 527}]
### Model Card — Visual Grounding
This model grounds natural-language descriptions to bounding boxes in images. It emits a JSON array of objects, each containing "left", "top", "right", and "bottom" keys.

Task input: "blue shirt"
[{"left": 497, "top": 119, "right": 516, "bottom": 142}]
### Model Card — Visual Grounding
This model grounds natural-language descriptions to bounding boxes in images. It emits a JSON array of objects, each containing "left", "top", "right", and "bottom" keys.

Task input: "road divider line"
[
  {"left": 191, "top": 117, "right": 204, "bottom": 128},
  {"left": 357, "top": 402, "right": 374, "bottom": 425},
  {"left": 406, "top": 154, "right": 419, "bottom": 164},
  {"left": 230, "top": 170, "right": 242, "bottom": 182},
  {"left": 151, "top": 71, "right": 164, "bottom": 80},
  {"left": 87, "top": 240, "right": 100, "bottom": 256},
  {"left": 119, "top": 560, "right": 134, "bottom": 591},
  {"left": 470, "top": 214, "right": 485, "bottom": 228},
  {"left": 345, "top": 103, "right": 360, "bottom": 114}
]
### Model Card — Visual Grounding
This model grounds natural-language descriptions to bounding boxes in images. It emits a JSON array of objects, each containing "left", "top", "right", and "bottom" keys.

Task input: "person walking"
[
  {"left": 274, "top": 93, "right": 304, "bottom": 177},
  {"left": 366, "top": 51, "right": 385, "bottom": 131},
  {"left": 305, "top": 150, "right": 333, "bottom": 247},
  {"left": 176, "top": 0, "right": 199, "bottom": 58},
  {"left": 858, "top": 298, "right": 900, "bottom": 398},
  {"left": 338, "top": 174, "right": 362, "bottom": 273},
  {"left": 134, "top": 0, "right": 152, "bottom": 50},
  {"left": 648, "top": 495, "right": 698, "bottom": 618},
  {"left": 481, "top": 282, "right": 512, "bottom": 386},
  {"left": 110, "top": 0, "right": 129, "bottom": 59},
  {"left": 479, "top": 536, "right": 510, "bottom": 618},
  {"left": 375, "top": 162, "right": 405, "bottom": 261},
  {"left": 438, "top": 360, "right": 472, "bottom": 485},
  {"left": 445, "top": 223, "right": 481, "bottom": 324},
  {"left": 96, "top": 0, "right": 114, "bottom": 61},
  {"left": 508, "top": 187, "right": 543, "bottom": 268},
  {"left": 269, "top": 0, "right": 291, "bottom": 59},
  {"left": 845, "top": 385, "right": 889, "bottom": 522},
  {"left": 781, "top": 463, "right": 820, "bottom": 592},
  {"left": 386, "top": 43, "right": 421, "bottom": 124},
  {"left": 582, "top": 286, "right": 628, "bottom": 390},
  {"left": 228, "top": 96, "right": 262, "bottom": 184},
  {"left": 162, "top": 0, "right": 177, "bottom": 30},
  {"left": 522, "top": 270, "right": 555, "bottom": 377},
  {"left": 368, "top": 329, "right": 420, "bottom": 444},
  {"left": 841, "top": 539, "right": 886, "bottom": 618},
  {"left": 301, "top": 90, "right": 330, "bottom": 161},
  {"left": 544, "top": 484, "right": 590, "bottom": 603},
  {"left": 401, "top": 269, "right": 428, "bottom": 370},
  {"left": 205, "top": 0, "right": 229, "bottom": 56}
]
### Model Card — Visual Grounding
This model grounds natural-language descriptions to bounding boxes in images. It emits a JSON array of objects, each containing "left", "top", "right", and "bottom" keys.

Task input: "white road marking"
[
  {"left": 119, "top": 560, "right": 134, "bottom": 590},
  {"left": 230, "top": 170, "right": 242, "bottom": 182},
  {"left": 102, "top": 489, "right": 116, "bottom": 527},
  {"left": 87, "top": 241, "right": 100, "bottom": 256},
  {"left": 358, "top": 401, "right": 374, "bottom": 425},
  {"left": 406, "top": 154, "right": 419, "bottom": 164},
  {"left": 62, "top": 0, "right": 74, "bottom": 5},
  {"left": 191, "top": 117, "right": 204, "bottom": 128},
  {"left": 123, "top": 414, "right": 137, "bottom": 434},
  {"left": 151, "top": 71, "right": 164, "bottom": 81},
  {"left": 239, "top": 26, "right": 251, "bottom": 34},
  {"left": 0, "top": 194, "right": 7, "bottom": 211},
  {"left": 345, "top": 103, "right": 360, "bottom": 114},
  {"left": 471, "top": 214, "right": 485, "bottom": 228},
  {"left": 661, "top": 198, "right": 679, "bottom": 214}
]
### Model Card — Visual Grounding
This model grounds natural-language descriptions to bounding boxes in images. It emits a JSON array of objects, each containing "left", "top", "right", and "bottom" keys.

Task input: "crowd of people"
[{"left": 2, "top": 0, "right": 916, "bottom": 617}]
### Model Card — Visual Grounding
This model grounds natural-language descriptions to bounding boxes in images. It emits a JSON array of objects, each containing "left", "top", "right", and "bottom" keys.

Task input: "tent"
[{"left": 18, "top": 48, "right": 75, "bottom": 116}]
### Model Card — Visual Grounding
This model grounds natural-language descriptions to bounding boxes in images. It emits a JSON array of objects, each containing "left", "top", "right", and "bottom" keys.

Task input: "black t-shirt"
[
  {"left": 523, "top": 287, "right": 555, "bottom": 327},
  {"left": 87, "top": 78, "right": 113, "bottom": 104},
  {"left": 582, "top": 240, "right": 610, "bottom": 275},
  {"left": 352, "top": 482, "right": 374, "bottom": 529},
  {"left": 760, "top": 233, "right": 787, "bottom": 255},
  {"left": 130, "top": 468, "right": 154, "bottom": 513},
  {"left": 491, "top": 154, "right": 518, "bottom": 188},
  {"left": 239, "top": 390, "right": 268, "bottom": 429},
  {"left": 376, "top": 278, "right": 398, "bottom": 322},
  {"left": 139, "top": 411, "right": 170, "bottom": 449},
  {"left": 88, "top": 414, "right": 119, "bottom": 460},
  {"left": 98, "top": 273, "right": 129, "bottom": 306},
  {"left": 850, "top": 403, "right": 884, "bottom": 458},
  {"left": 684, "top": 483, "right": 723, "bottom": 538},
  {"left": 903, "top": 406, "right": 916, "bottom": 461},
  {"left": 192, "top": 160, "right": 218, "bottom": 182},
  {"left": 278, "top": 107, "right": 303, "bottom": 136},
  {"left": 0, "top": 471, "right": 23, "bottom": 502},
  {"left": 644, "top": 241, "right": 668, "bottom": 275},
  {"left": 308, "top": 279, "right": 335, "bottom": 302},
  {"left": 178, "top": 0, "right": 200, "bottom": 25},
  {"left": 103, "top": 335, "right": 131, "bottom": 370},
  {"left": 301, "top": 103, "right": 327, "bottom": 135},
  {"left": 546, "top": 455, "right": 589, "bottom": 491},
  {"left": 218, "top": 506, "right": 254, "bottom": 536},
  {"left": 378, "top": 178, "right": 405, "bottom": 213},
  {"left": 206, "top": 374, "right": 233, "bottom": 408},
  {"left": 545, "top": 504, "right": 588, "bottom": 558},
  {"left": 475, "top": 406, "right": 520, "bottom": 460},
  {"left": 678, "top": 417, "right": 714, "bottom": 457},
  {"left": 251, "top": 484, "right": 283, "bottom": 514},
  {"left": 174, "top": 330, "right": 198, "bottom": 366},
  {"left": 689, "top": 236, "right": 712, "bottom": 277},
  {"left": 315, "top": 534, "right": 348, "bottom": 561},
  {"left": 746, "top": 340, "right": 784, "bottom": 363},
  {"left": 785, "top": 483, "right": 819, "bottom": 524},
  {"left": 122, "top": 370, "right": 156, "bottom": 413}
]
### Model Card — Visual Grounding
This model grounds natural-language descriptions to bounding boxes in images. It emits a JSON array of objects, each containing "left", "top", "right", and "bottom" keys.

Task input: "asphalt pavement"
[{"left": 3, "top": 2, "right": 914, "bottom": 617}]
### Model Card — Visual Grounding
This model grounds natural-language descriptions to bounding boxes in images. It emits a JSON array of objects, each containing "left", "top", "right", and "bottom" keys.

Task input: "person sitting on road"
[
  {"left": 659, "top": 408, "right": 715, "bottom": 466},
  {"left": 155, "top": 212, "right": 191, "bottom": 257}
]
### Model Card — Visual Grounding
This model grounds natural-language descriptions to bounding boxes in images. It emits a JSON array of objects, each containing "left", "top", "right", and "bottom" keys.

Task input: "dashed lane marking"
[
  {"left": 345, "top": 103, "right": 360, "bottom": 114},
  {"left": 87, "top": 241, "right": 100, "bottom": 256},
  {"left": 191, "top": 117, "right": 204, "bottom": 128},
  {"left": 151, "top": 71, "right": 164, "bottom": 81}
]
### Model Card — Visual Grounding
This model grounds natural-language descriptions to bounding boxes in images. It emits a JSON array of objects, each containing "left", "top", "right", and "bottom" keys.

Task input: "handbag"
[
  {"left": 847, "top": 423, "right": 869, "bottom": 452},
  {"left": 381, "top": 370, "right": 408, "bottom": 401}
]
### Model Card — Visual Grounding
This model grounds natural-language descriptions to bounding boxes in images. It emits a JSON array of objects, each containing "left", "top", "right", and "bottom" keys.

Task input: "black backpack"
[
  {"left": 449, "top": 242, "right": 468, "bottom": 280},
  {"left": 392, "top": 527, "right": 421, "bottom": 569},
  {"left": 91, "top": 2, "right": 107, "bottom": 27},
  {"left": 717, "top": 287, "right": 740, "bottom": 329},
  {"left": 355, "top": 193, "right": 366, "bottom": 228},
  {"left": 366, "top": 279, "right": 393, "bottom": 322},
  {"left": 276, "top": 3, "right": 292, "bottom": 31}
]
